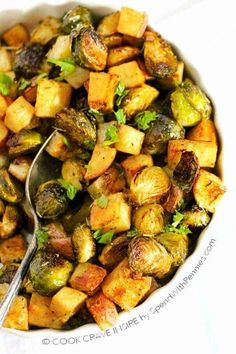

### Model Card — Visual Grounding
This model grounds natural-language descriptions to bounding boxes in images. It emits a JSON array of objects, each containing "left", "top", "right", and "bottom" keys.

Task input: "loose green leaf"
[
  {"left": 88, "top": 108, "right": 103, "bottom": 117},
  {"left": 134, "top": 111, "right": 157, "bottom": 130},
  {"left": 63, "top": 136, "right": 72, "bottom": 150},
  {"left": 115, "top": 81, "right": 128, "bottom": 107},
  {"left": 162, "top": 210, "right": 191, "bottom": 235},
  {"left": 172, "top": 210, "right": 184, "bottom": 227},
  {"left": 93, "top": 229, "right": 115, "bottom": 244},
  {"left": 18, "top": 78, "right": 31, "bottom": 91},
  {"left": 103, "top": 125, "right": 119, "bottom": 146},
  {"left": 35, "top": 228, "right": 48, "bottom": 248},
  {"left": 47, "top": 58, "right": 76, "bottom": 76},
  {"left": 96, "top": 195, "right": 109, "bottom": 208},
  {"left": 58, "top": 179, "right": 78, "bottom": 200},
  {"left": 0, "top": 73, "right": 13, "bottom": 96},
  {"left": 127, "top": 228, "right": 140, "bottom": 238},
  {"left": 114, "top": 108, "right": 126, "bottom": 124}
]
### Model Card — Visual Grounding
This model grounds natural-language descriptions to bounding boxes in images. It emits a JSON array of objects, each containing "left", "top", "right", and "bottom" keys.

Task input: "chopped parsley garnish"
[
  {"left": 35, "top": 228, "right": 48, "bottom": 248},
  {"left": 127, "top": 228, "right": 140, "bottom": 238},
  {"left": 115, "top": 81, "right": 128, "bottom": 107},
  {"left": 88, "top": 108, "right": 104, "bottom": 117},
  {"left": 63, "top": 136, "right": 72, "bottom": 150},
  {"left": 0, "top": 73, "right": 13, "bottom": 96},
  {"left": 114, "top": 108, "right": 126, "bottom": 124},
  {"left": 134, "top": 111, "right": 157, "bottom": 130},
  {"left": 58, "top": 179, "right": 79, "bottom": 200},
  {"left": 103, "top": 125, "right": 119, "bottom": 146},
  {"left": 47, "top": 58, "right": 76, "bottom": 76},
  {"left": 93, "top": 229, "right": 115, "bottom": 244},
  {"left": 18, "top": 78, "right": 31, "bottom": 91},
  {"left": 162, "top": 210, "right": 191, "bottom": 235},
  {"left": 96, "top": 195, "right": 109, "bottom": 208}
]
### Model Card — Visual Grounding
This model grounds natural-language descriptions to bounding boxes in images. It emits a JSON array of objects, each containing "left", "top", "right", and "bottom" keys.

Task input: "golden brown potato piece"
[
  {"left": 2, "top": 23, "right": 30, "bottom": 47},
  {"left": 0, "top": 120, "right": 8, "bottom": 147},
  {"left": 88, "top": 72, "right": 119, "bottom": 113},
  {"left": 157, "top": 61, "right": 184, "bottom": 90},
  {"left": 0, "top": 234, "right": 26, "bottom": 264},
  {"left": 193, "top": 169, "right": 226, "bottom": 213},
  {"left": 98, "top": 235, "right": 130, "bottom": 269},
  {"left": 117, "top": 7, "right": 148, "bottom": 38},
  {"left": 0, "top": 95, "right": 12, "bottom": 119},
  {"left": 101, "top": 258, "right": 152, "bottom": 310},
  {"left": 121, "top": 154, "right": 153, "bottom": 185},
  {"left": 0, "top": 48, "right": 12, "bottom": 72},
  {"left": 109, "top": 60, "right": 145, "bottom": 89},
  {"left": 115, "top": 124, "right": 145, "bottom": 155},
  {"left": 186, "top": 119, "right": 217, "bottom": 143},
  {"left": 85, "top": 144, "right": 117, "bottom": 180},
  {"left": 31, "top": 16, "right": 60, "bottom": 45},
  {"left": 167, "top": 139, "right": 218, "bottom": 170},
  {"left": 86, "top": 291, "right": 118, "bottom": 330},
  {"left": 97, "top": 12, "right": 120, "bottom": 36},
  {"left": 47, "top": 35, "right": 72, "bottom": 60},
  {"left": 90, "top": 192, "right": 131, "bottom": 234},
  {"left": 69, "top": 263, "right": 107, "bottom": 295},
  {"left": 46, "top": 131, "right": 71, "bottom": 161},
  {"left": 4, "top": 96, "right": 35, "bottom": 133},
  {"left": 107, "top": 46, "right": 140, "bottom": 67}
]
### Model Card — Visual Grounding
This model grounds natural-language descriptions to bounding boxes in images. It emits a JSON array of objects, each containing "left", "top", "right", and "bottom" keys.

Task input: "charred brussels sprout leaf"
[
  {"left": 182, "top": 206, "right": 210, "bottom": 228},
  {"left": 6, "top": 130, "right": 44, "bottom": 158},
  {"left": 170, "top": 79, "right": 212, "bottom": 127},
  {"left": 72, "top": 27, "right": 108, "bottom": 71},
  {"left": 13, "top": 43, "right": 47, "bottom": 79},
  {"left": 61, "top": 5, "right": 93, "bottom": 34},
  {"left": 99, "top": 235, "right": 130, "bottom": 269},
  {"left": 29, "top": 248, "right": 73, "bottom": 296},
  {"left": 35, "top": 180, "right": 69, "bottom": 219},
  {"left": 0, "top": 168, "right": 23, "bottom": 203},
  {"left": 143, "top": 114, "right": 185, "bottom": 155},
  {"left": 55, "top": 108, "right": 96, "bottom": 150},
  {"left": 173, "top": 151, "right": 199, "bottom": 192}
]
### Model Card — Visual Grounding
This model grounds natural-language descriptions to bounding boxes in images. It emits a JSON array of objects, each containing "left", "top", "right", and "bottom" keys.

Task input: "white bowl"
[{"left": 0, "top": 0, "right": 233, "bottom": 347}]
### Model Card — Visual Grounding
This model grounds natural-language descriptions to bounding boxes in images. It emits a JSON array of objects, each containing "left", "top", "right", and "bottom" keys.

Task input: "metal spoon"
[{"left": 0, "top": 130, "right": 62, "bottom": 327}]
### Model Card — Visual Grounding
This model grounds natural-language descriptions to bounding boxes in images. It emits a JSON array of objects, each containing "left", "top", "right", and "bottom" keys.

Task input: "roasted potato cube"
[
  {"left": 8, "top": 156, "right": 32, "bottom": 182},
  {"left": 109, "top": 60, "right": 145, "bottom": 88},
  {"left": 47, "top": 222, "right": 74, "bottom": 260},
  {"left": 102, "top": 34, "right": 123, "bottom": 48},
  {"left": 46, "top": 131, "right": 71, "bottom": 161},
  {"left": 0, "top": 234, "right": 26, "bottom": 264},
  {"left": 101, "top": 258, "right": 152, "bottom": 310},
  {"left": 115, "top": 124, "right": 144, "bottom": 155},
  {"left": 65, "top": 66, "right": 90, "bottom": 89},
  {"left": 167, "top": 139, "right": 218, "bottom": 169},
  {"left": 107, "top": 46, "right": 140, "bottom": 67},
  {"left": 50, "top": 287, "right": 87, "bottom": 323},
  {"left": 193, "top": 169, "right": 226, "bottom": 213},
  {"left": 90, "top": 192, "right": 131, "bottom": 234},
  {"left": 88, "top": 72, "right": 119, "bottom": 113},
  {"left": 47, "top": 35, "right": 71, "bottom": 60},
  {"left": 117, "top": 7, "right": 148, "bottom": 38},
  {"left": 122, "top": 84, "right": 159, "bottom": 118},
  {"left": 2, "top": 23, "right": 30, "bottom": 47},
  {"left": 0, "top": 95, "right": 12, "bottom": 119},
  {"left": 136, "top": 58, "right": 155, "bottom": 81},
  {"left": 35, "top": 79, "right": 72, "bottom": 117},
  {"left": 0, "top": 120, "right": 8, "bottom": 147},
  {"left": 85, "top": 144, "right": 116, "bottom": 180},
  {"left": 96, "top": 121, "right": 117, "bottom": 145},
  {"left": 31, "top": 16, "right": 60, "bottom": 45},
  {"left": 0, "top": 205, "right": 21, "bottom": 239},
  {"left": 4, "top": 96, "right": 35, "bottom": 133},
  {"left": 69, "top": 263, "right": 107, "bottom": 295},
  {"left": 121, "top": 154, "right": 153, "bottom": 185},
  {"left": 86, "top": 291, "right": 118, "bottom": 330},
  {"left": 186, "top": 118, "right": 217, "bottom": 143},
  {"left": 0, "top": 48, "right": 12, "bottom": 72},
  {"left": 97, "top": 12, "right": 120, "bottom": 36},
  {"left": 28, "top": 292, "right": 63, "bottom": 329},
  {"left": 22, "top": 86, "right": 37, "bottom": 104}
]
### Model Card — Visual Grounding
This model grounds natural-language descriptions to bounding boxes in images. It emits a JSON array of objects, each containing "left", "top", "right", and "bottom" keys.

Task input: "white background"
[{"left": 0, "top": 1, "right": 236, "bottom": 353}]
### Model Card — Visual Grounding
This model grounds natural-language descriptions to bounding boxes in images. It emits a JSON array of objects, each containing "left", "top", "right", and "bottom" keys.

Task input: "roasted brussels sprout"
[
  {"left": 72, "top": 224, "right": 96, "bottom": 263},
  {"left": 143, "top": 114, "right": 185, "bottom": 155},
  {"left": 13, "top": 43, "right": 47, "bottom": 79},
  {"left": 128, "top": 237, "right": 172, "bottom": 278},
  {"left": 62, "top": 158, "right": 86, "bottom": 190},
  {"left": 0, "top": 263, "right": 19, "bottom": 284},
  {"left": 133, "top": 204, "right": 164, "bottom": 236},
  {"left": 0, "top": 205, "right": 21, "bottom": 239},
  {"left": 170, "top": 79, "right": 212, "bottom": 127},
  {"left": 55, "top": 108, "right": 96, "bottom": 150},
  {"left": 162, "top": 183, "right": 183, "bottom": 213},
  {"left": 98, "top": 235, "right": 130, "bottom": 269},
  {"left": 29, "top": 248, "right": 73, "bottom": 296},
  {"left": 173, "top": 151, "right": 199, "bottom": 192},
  {"left": 130, "top": 166, "right": 170, "bottom": 205},
  {"left": 0, "top": 168, "right": 23, "bottom": 203},
  {"left": 6, "top": 130, "right": 44, "bottom": 158},
  {"left": 72, "top": 26, "right": 108, "bottom": 71},
  {"left": 144, "top": 31, "right": 178, "bottom": 79},
  {"left": 182, "top": 206, "right": 210, "bottom": 228},
  {"left": 156, "top": 232, "right": 189, "bottom": 268},
  {"left": 35, "top": 180, "right": 69, "bottom": 219},
  {"left": 61, "top": 5, "right": 93, "bottom": 34}
]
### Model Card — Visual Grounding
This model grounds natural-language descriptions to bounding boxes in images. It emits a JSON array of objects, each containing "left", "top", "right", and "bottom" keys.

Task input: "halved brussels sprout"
[
  {"left": 128, "top": 236, "right": 173, "bottom": 278},
  {"left": 162, "top": 183, "right": 183, "bottom": 213},
  {"left": 13, "top": 43, "right": 47, "bottom": 79},
  {"left": 55, "top": 108, "right": 96, "bottom": 150},
  {"left": 62, "top": 158, "right": 86, "bottom": 190},
  {"left": 130, "top": 166, "right": 170, "bottom": 205},
  {"left": 6, "top": 130, "right": 44, "bottom": 158},
  {"left": 133, "top": 204, "right": 164, "bottom": 236},
  {"left": 35, "top": 180, "right": 69, "bottom": 219},
  {"left": 144, "top": 31, "right": 178, "bottom": 79},
  {"left": 0, "top": 168, "right": 23, "bottom": 203},
  {"left": 61, "top": 5, "right": 93, "bottom": 34},
  {"left": 98, "top": 235, "right": 130, "bottom": 269},
  {"left": 173, "top": 151, "right": 199, "bottom": 192},
  {"left": 182, "top": 206, "right": 210, "bottom": 228},
  {"left": 72, "top": 27, "right": 108, "bottom": 71},
  {"left": 143, "top": 114, "right": 185, "bottom": 155},
  {"left": 170, "top": 79, "right": 212, "bottom": 127},
  {"left": 29, "top": 248, "right": 73, "bottom": 296},
  {"left": 0, "top": 205, "right": 21, "bottom": 239},
  {"left": 72, "top": 224, "right": 96, "bottom": 263},
  {"left": 156, "top": 232, "right": 189, "bottom": 268}
]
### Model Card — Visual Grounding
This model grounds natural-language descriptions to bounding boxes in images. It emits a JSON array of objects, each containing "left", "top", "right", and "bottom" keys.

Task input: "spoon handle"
[{"left": 0, "top": 235, "right": 37, "bottom": 327}]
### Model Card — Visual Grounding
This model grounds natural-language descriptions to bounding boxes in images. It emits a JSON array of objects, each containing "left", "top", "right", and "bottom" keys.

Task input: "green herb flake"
[
  {"left": 35, "top": 228, "right": 48, "bottom": 248},
  {"left": 63, "top": 136, "right": 72, "bottom": 150},
  {"left": 18, "top": 78, "right": 31, "bottom": 91},
  {"left": 114, "top": 108, "right": 126, "bottom": 124},
  {"left": 162, "top": 210, "right": 191, "bottom": 235},
  {"left": 47, "top": 58, "right": 76, "bottom": 76},
  {"left": 127, "top": 228, "right": 140, "bottom": 238},
  {"left": 0, "top": 73, "right": 13, "bottom": 96},
  {"left": 115, "top": 81, "right": 128, "bottom": 107},
  {"left": 134, "top": 111, "right": 157, "bottom": 131},
  {"left": 58, "top": 179, "right": 78, "bottom": 200},
  {"left": 88, "top": 108, "right": 103, "bottom": 117},
  {"left": 96, "top": 195, "right": 109, "bottom": 208},
  {"left": 93, "top": 229, "right": 115, "bottom": 244},
  {"left": 172, "top": 210, "right": 184, "bottom": 227},
  {"left": 103, "top": 125, "right": 119, "bottom": 146}
]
